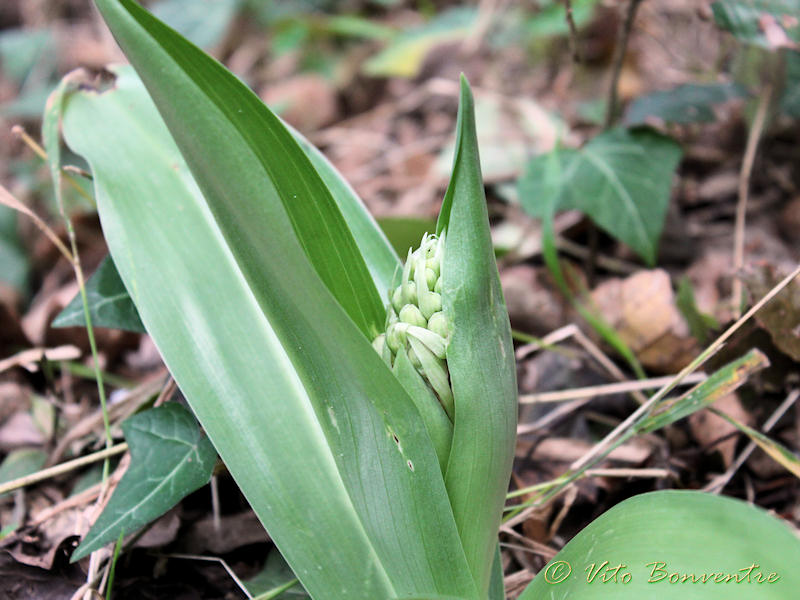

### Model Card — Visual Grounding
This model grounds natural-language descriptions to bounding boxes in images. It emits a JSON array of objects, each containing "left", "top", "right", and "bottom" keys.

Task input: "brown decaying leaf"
[
  {"left": 591, "top": 269, "right": 698, "bottom": 372},
  {"left": 688, "top": 393, "right": 751, "bottom": 468}
]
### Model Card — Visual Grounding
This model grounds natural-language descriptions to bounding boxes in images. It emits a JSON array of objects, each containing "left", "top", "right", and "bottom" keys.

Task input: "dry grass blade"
[{"left": 710, "top": 407, "right": 800, "bottom": 480}]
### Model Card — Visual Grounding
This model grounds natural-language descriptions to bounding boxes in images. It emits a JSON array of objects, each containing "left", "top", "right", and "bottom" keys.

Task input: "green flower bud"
[
  {"left": 427, "top": 311, "right": 449, "bottom": 339},
  {"left": 399, "top": 304, "right": 426, "bottom": 328},
  {"left": 391, "top": 286, "right": 404, "bottom": 314},
  {"left": 371, "top": 232, "right": 454, "bottom": 420},
  {"left": 407, "top": 325, "right": 447, "bottom": 359}
]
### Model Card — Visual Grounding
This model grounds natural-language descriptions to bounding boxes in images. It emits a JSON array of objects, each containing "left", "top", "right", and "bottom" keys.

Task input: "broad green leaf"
[
  {"left": 712, "top": 409, "right": 800, "bottom": 480},
  {"left": 712, "top": 0, "right": 799, "bottom": 48},
  {"left": 45, "top": 116, "right": 400, "bottom": 322},
  {"left": 94, "top": 0, "right": 384, "bottom": 340},
  {"left": 518, "top": 490, "right": 800, "bottom": 599},
  {"left": 150, "top": 0, "right": 241, "bottom": 49},
  {"left": 438, "top": 77, "right": 518, "bottom": 596},
  {"left": 52, "top": 255, "right": 145, "bottom": 333},
  {"left": 0, "top": 448, "right": 47, "bottom": 498},
  {"left": 69, "top": 7, "right": 478, "bottom": 597},
  {"left": 363, "top": 7, "right": 477, "bottom": 78},
  {"left": 291, "top": 128, "right": 400, "bottom": 297},
  {"left": 625, "top": 82, "right": 748, "bottom": 125},
  {"left": 72, "top": 402, "right": 216, "bottom": 560},
  {"left": 518, "top": 127, "right": 682, "bottom": 265}
]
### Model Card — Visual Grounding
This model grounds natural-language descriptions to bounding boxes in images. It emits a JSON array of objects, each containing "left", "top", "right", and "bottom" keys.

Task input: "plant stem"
[
  {"left": 732, "top": 84, "right": 772, "bottom": 318},
  {"left": 603, "top": 0, "right": 645, "bottom": 129}
]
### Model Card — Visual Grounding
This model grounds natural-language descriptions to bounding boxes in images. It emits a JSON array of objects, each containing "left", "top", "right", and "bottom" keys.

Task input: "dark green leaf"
[
  {"left": 72, "top": 402, "right": 216, "bottom": 560},
  {"left": 291, "top": 128, "right": 400, "bottom": 298},
  {"left": 518, "top": 490, "right": 800, "bottom": 599},
  {"left": 518, "top": 127, "right": 682, "bottom": 265},
  {"left": 95, "top": 0, "right": 384, "bottom": 339},
  {"left": 52, "top": 255, "right": 145, "bottom": 333},
  {"left": 625, "top": 83, "right": 748, "bottom": 125}
]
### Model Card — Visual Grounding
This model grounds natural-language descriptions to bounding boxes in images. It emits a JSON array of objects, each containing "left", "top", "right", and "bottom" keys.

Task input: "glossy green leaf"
[
  {"left": 712, "top": 0, "right": 799, "bottom": 48},
  {"left": 518, "top": 127, "right": 682, "bottom": 265},
  {"left": 94, "top": 0, "right": 383, "bottom": 340},
  {"left": 46, "top": 121, "right": 400, "bottom": 323},
  {"left": 625, "top": 82, "right": 748, "bottom": 125},
  {"left": 52, "top": 254, "right": 145, "bottom": 333},
  {"left": 438, "top": 77, "right": 518, "bottom": 596},
  {"left": 72, "top": 402, "right": 216, "bottom": 560},
  {"left": 518, "top": 490, "right": 800, "bottom": 599},
  {"left": 291, "top": 128, "right": 400, "bottom": 297},
  {"left": 68, "top": 5, "right": 477, "bottom": 596}
]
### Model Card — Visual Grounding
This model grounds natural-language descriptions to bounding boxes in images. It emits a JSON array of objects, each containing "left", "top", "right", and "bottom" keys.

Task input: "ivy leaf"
[
  {"left": 52, "top": 254, "right": 145, "bottom": 333},
  {"left": 519, "top": 127, "right": 682, "bottom": 265},
  {"left": 71, "top": 403, "right": 216, "bottom": 561}
]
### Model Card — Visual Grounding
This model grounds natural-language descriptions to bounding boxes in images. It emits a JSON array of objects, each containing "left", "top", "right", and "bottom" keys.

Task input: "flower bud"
[{"left": 371, "top": 232, "right": 454, "bottom": 420}]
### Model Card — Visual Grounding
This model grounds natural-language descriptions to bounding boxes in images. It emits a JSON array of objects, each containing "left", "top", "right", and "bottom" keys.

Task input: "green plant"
[{"left": 38, "top": 1, "right": 800, "bottom": 598}]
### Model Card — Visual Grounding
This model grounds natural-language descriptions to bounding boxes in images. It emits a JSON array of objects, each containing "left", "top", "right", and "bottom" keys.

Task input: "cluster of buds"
[{"left": 372, "top": 233, "right": 454, "bottom": 421}]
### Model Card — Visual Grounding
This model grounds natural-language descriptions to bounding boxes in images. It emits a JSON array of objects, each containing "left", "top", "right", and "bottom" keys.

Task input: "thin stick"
[
  {"left": 732, "top": 84, "right": 772, "bottom": 318},
  {"left": 0, "top": 184, "right": 73, "bottom": 262},
  {"left": 704, "top": 389, "right": 799, "bottom": 493},
  {"left": 156, "top": 554, "right": 253, "bottom": 599},
  {"left": 519, "top": 372, "right": 706, "bottom": 404},
  {"left": 603, "top": 0, "right": 644, "bottom": 129},
  {"left": 563, "top": 0, "right": 581, "bottom": 62},
  {"left": 507, "top": 467, "right": 671, "bottom": 500},
  {"left": 12, "top": 125, "right": 95, "bottom": 205},
  {"left": 0, "top": 444, "right": 128, "bottom": 496},
  {"left": 516, "top": 323, "right": 649, "bottom": 405}
]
